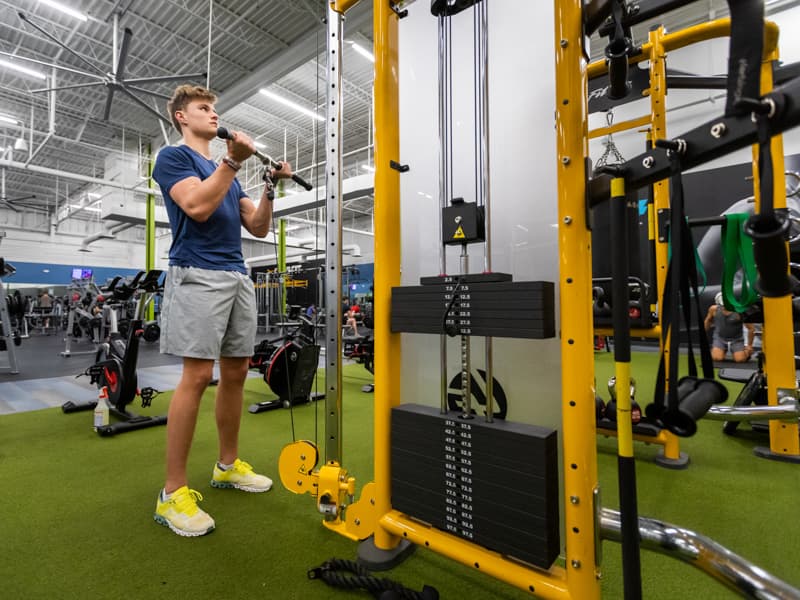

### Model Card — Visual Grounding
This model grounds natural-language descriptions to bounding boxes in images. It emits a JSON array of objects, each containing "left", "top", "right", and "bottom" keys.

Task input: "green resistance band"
[{"left": 721, "top": 213, "right": 759, "bottom": 312}]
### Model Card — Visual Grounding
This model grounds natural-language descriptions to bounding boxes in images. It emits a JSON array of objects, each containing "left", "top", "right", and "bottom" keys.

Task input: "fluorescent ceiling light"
[
  {"left": 69, "top": 204, "right": 101, "bottom": 212},
  {"left": 87, "top": 192, "right": 101, "bottom": 199},
  {"left": 350, "top": 42, "right": 375, "bottom": 63},
  {"left": 361, "top": 165, "right": 375, "bottom": 172},
  {"left": 0, "top": 114, "right": 19, "bottom": 125},
  {"left": 38, "top": 0, "right": 89, "bottom": 22},
  {"left": 254, "top": 141, "right": 266, "bottom": 149},
  {"left": 259, "top": 89, "right": 324, "bottom": 122},
  {"left": 0, "top": 58, "right": 46, "bottom": 80}
]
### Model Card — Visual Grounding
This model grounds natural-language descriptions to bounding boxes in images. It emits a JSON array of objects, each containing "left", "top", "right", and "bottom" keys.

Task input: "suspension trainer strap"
[
  {"left": 650, "top": 154, "right": 714, "bottom": 420},
  {"left": 732, "top": 0, "right": 793, "bottom": 297},
  {"left": 724, "top": 0, "right": 764, "bottom": 117},
  {"left": 720, "top": 213, "right": 759, "bottom": 312},
  {"left": 683, "top": 210, "right": 715, "bottom": 380},
  {"left": 651, "top": 157, "right": 683, "bottom": 419},
  {"left": 757, "top": 108, "right": 776, "bottom": 217}
]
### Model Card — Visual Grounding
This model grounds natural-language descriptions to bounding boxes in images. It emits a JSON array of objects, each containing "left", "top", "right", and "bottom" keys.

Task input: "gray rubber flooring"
[
  {"left": 0, "top": 330, "right": 182, "bottom": 382},
  {"left": 0, "top": 365, "right": 184, "bottom": 415},
  {"left": 0, "top": 329, "right": 346, "bottom": 416},
  {"left": 0, "top": 331, "right": 183, "bottom": 415}
]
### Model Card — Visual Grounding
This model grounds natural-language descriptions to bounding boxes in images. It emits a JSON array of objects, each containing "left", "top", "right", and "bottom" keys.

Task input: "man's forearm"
[
  {"left": 250, "top": 187, "right": 274, "bottom": 237},
  {"left": 181, "top": 164, "right": 238, "bottom": 222}
]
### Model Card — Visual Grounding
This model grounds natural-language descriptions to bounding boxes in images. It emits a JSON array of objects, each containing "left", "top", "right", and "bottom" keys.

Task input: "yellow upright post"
[
  {"left": 145, "top": 143, "right": 156, "bottom": 321},
  {"left": 370, "top": 0, "right": 404, "bottom": 553},
  {"left": 646, "top": 25, "right": 685, "bottom": 466},
  {"left": 554, "top": 1, "right": 602, "bottom": 596},
  {"left": 647, "top": 27, "right": 669, "bottom": 325},
  {"left": 753, "top": 50, "right": 800, "bottom": 460}
]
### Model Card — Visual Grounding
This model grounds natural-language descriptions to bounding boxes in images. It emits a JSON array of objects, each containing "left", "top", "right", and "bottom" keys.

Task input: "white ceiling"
[
  {"left": 0, "top": 0, "right": 374, "bottom": 225},
  {"left": 1, "top": 0, "right": 799, "bottom": 236}
]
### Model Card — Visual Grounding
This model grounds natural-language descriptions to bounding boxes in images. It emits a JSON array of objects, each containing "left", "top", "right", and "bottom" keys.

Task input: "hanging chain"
[{"left": 595, "top": 110, "right": 626, "bottom": 169}]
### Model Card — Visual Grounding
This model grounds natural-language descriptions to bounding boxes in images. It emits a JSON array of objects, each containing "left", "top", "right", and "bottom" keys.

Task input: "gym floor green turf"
[{"left": 1, "top": 358, "right": 797, "bottom": 599}]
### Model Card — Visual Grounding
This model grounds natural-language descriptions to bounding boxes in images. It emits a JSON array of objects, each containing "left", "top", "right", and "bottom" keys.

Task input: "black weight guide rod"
[{"left": 386, "top": 1, "right": 561, "bottom": 572}]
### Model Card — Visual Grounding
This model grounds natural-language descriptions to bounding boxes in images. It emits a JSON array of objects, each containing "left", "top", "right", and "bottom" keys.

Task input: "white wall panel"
[{"left": 398, "top": 1, "right": 561, "bottom": 430}]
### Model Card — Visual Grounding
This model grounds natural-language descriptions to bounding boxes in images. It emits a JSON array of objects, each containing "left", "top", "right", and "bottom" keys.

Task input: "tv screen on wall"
[{"left": 71, "top": 268, "right": 93, "bottom": 280}]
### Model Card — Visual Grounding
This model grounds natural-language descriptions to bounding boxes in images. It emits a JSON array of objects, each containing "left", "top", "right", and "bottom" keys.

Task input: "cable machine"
[{"left": 277, "top": 1, "right": 800, "bottom": 598}]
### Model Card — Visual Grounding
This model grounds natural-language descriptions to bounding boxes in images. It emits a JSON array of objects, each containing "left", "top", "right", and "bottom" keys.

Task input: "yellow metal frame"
[
  {"left": 588, "top": 24, "right": 681, "bottom": 463},
  {"left": 587, "top": 19, "right": 797, "bottom": 464},
  {"left": 145, "top": 143, "right": 156, "bottom": 321},
  {"left": 586, "top": 19, "right": 779, "bottom": 80},
  {"left": 752, "top": 47, "right": 800, "bottom": 458},
  {"left": 277, "top": 5, "right": 798, "bottom": 600}
]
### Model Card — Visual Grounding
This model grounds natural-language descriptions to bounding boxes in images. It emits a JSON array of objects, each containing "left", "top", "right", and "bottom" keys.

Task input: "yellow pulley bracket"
[
  {"left": 278, "top": 441, "right": 379, "bottom": 541},
  {"left": 279, "top": 440, "right": 319, "bottom": 494}
]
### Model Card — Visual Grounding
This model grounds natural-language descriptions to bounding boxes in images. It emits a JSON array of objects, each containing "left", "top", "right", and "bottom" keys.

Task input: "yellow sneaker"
[
  {"left": 154, "top": 486, "right": 215, "bottom": 537},
  {"left": 211, "top": 458, "right": 273, "bottom": 493}
]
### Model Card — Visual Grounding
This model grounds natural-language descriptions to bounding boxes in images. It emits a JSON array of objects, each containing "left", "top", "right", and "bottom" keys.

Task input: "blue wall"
[
  {"left": 2, "top": 261, "right": 141, "bottom": 285},
  {"left": 4, "top": 259, "right": 372, "bottom": 293},
  {"left": 343, "top": 262, "right": 374, "bottom": 298}
]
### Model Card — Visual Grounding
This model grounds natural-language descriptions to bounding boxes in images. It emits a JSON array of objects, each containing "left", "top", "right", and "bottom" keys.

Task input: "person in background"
[
  {"left": 152, "top": 84, "right": 293, "bottom": 537},
  {"left": 38, "top": 290, "right": 52, "bottom": 331},
  {"left": 345, "top": 303, "right": 360, "bottom": 337},
  {"left": 704, "top": 292, "right": 755, "bottom": 363}
]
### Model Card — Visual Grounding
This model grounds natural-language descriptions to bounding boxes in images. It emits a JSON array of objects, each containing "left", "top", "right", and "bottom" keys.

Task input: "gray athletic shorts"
[
  {"left": 160, "top": 265, "right": 256, "bottom": 359},
  {"left": 712, "top": 332, "right": 745, "bottom": 353}
]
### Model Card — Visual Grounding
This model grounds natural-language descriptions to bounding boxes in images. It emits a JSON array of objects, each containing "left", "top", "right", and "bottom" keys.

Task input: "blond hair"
[{"left": 166, "top": 84, "right": 217, "bottom": 133}]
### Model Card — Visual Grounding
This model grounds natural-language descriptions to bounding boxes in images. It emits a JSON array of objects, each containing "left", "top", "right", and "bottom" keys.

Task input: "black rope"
[{"left": 308, "top": 558, "right": 438, "bottom": 600}]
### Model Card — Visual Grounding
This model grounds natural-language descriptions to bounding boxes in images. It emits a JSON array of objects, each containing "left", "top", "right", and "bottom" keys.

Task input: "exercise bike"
[
  {"left": 62, "top": 270, "right": 168, "bottom": 436},
  {"left": 343, "top": 332, "right": 374, "bottom": 393},
  {"left": 248, "top": 315, "right": 324, "bottom": 413}
]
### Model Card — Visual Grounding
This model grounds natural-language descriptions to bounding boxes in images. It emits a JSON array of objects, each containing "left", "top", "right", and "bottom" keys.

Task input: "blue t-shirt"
[{"left": 153, "top": 145, "right": 248, "bottom": 273}]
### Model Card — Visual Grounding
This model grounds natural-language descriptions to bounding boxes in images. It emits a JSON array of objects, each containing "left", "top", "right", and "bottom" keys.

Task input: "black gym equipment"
[
  {"left": 62, "top": 270, "right": 167, "bottom": 436},
  {"left": 593, "top": 276, "right": 655, "bottom": 329},
  {"left": 142, "top": 320, "right": 160, "bottom": 343},
  {"left": 445, "top": 369, "right": 507, "bottom": 419},
  {"left": 719, "top": 360, "right": 768, "bottom": 436},
  {"left": 248, "top": 315, "right": 324, "bottom": 413},
  {"left": 0, "top": 258, "right": 21, "bottom": 374},
  {"left": 714, "top": 352, "right": 800, "bottom": 437},
  {"left": 343, "top": 330, "right": 374, "bottom": 393}
]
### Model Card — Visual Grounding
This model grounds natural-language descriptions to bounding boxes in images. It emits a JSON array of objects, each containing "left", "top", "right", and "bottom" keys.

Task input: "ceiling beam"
[{"left": 215, "top": 2, "right": 372, "bottom": 114}]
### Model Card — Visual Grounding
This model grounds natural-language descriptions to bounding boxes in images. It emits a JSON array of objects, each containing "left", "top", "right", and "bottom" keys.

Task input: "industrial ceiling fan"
[
  {"left": 1, "top": 11, "right": 206, "bottom": 124},
  {"left": 0, "top": 167, "right": 36, "bottom": 212}
]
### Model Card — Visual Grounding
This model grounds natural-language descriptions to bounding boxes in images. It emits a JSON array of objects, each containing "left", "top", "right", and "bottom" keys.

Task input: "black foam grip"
[
  {"left": 661, "top": 377, "right": 728, "bottom": 438},
  {"left": 606, "top": 41, "right": 631, "bottom": 101},
  {"left": 291, "top": 173, "right": 313, "bottom": 191},
  {"left": 746, "top": 213, "right": 792, "bottom": 297}
]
